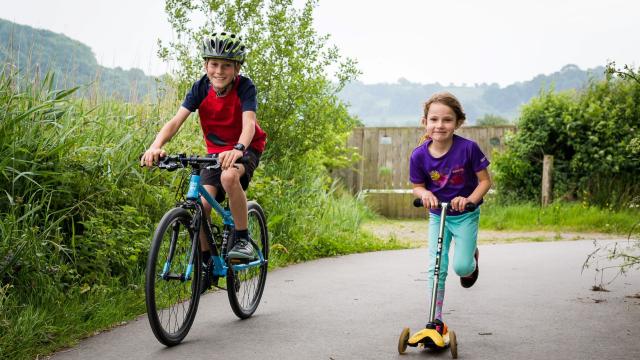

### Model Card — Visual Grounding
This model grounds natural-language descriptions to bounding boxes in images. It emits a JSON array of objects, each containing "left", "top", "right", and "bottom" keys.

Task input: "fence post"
[{"left": 541, "top": 155, "right": 554, "bottom": 206}]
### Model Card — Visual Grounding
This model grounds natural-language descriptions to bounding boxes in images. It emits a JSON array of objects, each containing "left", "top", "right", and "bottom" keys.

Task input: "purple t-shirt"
[{"left": 409, "top": 134, "right": 490, "bottom": 215}]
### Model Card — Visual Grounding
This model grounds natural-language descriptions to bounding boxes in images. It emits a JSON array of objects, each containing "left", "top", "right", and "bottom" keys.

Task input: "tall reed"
[{"left": 0, "top": 67, "right": 178, "bottom": 358}]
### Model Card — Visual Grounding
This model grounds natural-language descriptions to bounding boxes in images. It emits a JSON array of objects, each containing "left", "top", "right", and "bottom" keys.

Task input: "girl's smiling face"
[
  {"left": 205, "top": 58, "right": 239, "bottom": 90},
  {"left": 424, "top": 102, "right": 461, "bottom": 143}
]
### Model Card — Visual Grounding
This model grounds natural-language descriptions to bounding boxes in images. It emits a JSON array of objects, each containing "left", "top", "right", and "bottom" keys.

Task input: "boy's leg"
[
  {"left": 198, "top": 184, "right": 218, "bottom": 293},
  {"left": 223, "top": 149, "right": 261, "bottom": 260},
  {"left": 221, "top": 165, "right": 248, "bottom": 229},
  {"left": 199, "top": 184, "right": 218, "bottom": 252},
  {"left": 448, "top": 208, "right": 480, "bottom": 287},
  {"left": 427, "top": 213, "right": 453, "bottom": 322}
]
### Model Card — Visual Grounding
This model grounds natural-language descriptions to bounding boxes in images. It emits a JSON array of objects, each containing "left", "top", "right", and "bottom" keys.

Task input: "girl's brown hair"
[{"left": 419, "top": 92, "right": 466, "bottom": 144}]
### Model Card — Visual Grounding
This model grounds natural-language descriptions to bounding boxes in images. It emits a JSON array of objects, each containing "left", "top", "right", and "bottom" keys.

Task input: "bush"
[{"left": 493, "top": 76, "right": 640, "bottom": 209}]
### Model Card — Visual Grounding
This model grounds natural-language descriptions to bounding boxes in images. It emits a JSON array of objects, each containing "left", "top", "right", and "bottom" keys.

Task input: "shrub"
[{"left": 493, "top": 76, "right": 640, "bottom": 209}]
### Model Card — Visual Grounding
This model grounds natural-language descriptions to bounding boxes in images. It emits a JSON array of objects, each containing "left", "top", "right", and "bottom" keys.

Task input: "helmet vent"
[{"left": 200, "top": 32, "right": 247, "bottom": 64}]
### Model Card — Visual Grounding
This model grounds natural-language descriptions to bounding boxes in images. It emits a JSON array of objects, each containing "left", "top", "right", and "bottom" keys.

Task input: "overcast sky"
[{"left": 2, "top": 0, "right": 638, "bottom": 86}]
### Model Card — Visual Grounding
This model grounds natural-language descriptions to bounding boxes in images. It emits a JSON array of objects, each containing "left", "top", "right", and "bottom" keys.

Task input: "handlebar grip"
[
  {"left": 413, "top": 198, "right": 477, "bottom": 211},
  {"left": 237, "top": 155, "right": 250, "bottom": 164}
]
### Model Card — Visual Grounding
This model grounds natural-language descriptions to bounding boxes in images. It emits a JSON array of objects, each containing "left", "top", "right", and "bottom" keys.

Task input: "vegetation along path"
[
  {"left": 50, "top": 239, "right": 639, "bottom": 359},
  {"left": 362, "top": 219, "right": 626, "bottom": 247}
]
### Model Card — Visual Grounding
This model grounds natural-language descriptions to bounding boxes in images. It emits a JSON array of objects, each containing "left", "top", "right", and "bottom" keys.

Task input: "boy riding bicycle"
[{"left": 140, "top": 32, "right": 267, "bottom": 276}]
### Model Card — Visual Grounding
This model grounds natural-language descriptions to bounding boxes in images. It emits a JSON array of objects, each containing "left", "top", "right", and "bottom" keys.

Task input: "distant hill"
[
  {"left": 338, "top": 64, "right": 605, "bottom": 126},
  {"left": 0, "top": 18, "right": 159, "bottom": 101},
  {"left": 1, "top": 18, "right": 605, "bottom": 122}
]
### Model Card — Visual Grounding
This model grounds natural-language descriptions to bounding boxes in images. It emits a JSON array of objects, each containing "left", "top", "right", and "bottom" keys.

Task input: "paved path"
[{"left": 51, "top": 240, "right": 640, "bottom": 360}]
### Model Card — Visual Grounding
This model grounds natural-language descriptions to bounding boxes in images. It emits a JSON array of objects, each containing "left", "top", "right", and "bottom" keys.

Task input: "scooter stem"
[{"left": 429, "top": 202, "right": 448, "bottom": 323}]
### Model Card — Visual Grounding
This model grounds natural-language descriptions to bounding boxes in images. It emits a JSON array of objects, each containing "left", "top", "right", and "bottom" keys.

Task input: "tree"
[
  {"left": 158, "top": 0, "right": 360, "bottom": 163},
  {"left": 606, "top": 61, "right": 640, "bottom": 85}
]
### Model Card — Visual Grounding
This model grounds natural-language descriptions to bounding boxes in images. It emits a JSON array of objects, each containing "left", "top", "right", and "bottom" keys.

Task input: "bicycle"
[{"left": 144, "top": 154, "right": 269, "bottom": 346}]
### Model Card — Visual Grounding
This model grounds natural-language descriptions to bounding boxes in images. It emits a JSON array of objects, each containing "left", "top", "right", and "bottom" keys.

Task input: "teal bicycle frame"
[{"left": 160, "top": 157, "right": 266, "bottom": 282}]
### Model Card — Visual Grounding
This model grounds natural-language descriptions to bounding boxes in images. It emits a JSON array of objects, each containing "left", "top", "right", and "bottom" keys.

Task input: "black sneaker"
[
  {"left": 460, "top": 248, "right": 479, "bottom": 288},
  {"left": 228, "top": 237, "right": 256, "bottom": 261},
  {"left": 200, "top": 258, "right": 213, "bottom": 294}
]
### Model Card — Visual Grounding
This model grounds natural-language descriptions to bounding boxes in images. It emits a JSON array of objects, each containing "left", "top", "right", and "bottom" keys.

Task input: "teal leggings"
[{"left": 427, "top": 208, "right": 480, "bottom": 289}]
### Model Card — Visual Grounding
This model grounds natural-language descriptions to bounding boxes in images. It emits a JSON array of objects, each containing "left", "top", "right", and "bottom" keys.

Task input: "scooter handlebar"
[{"left": 413, "top": 198, "right": 477, "bottom": 211}]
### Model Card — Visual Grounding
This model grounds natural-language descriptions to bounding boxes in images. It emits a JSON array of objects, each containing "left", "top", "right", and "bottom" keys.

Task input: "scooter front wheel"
[
  {"left": 398, "top": 327, "right": 410, "bottom": 354},
  {"left": 449, "top": 330, "right": 458, "bottom": 358}
]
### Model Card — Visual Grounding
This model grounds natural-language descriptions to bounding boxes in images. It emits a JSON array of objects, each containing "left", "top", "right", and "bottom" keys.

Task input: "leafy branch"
[{"left": 605, "top": 61, "right": 640, "bottom": 84}]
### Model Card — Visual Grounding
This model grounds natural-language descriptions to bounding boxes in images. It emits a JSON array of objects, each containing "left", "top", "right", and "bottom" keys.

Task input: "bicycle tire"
[
  {"left": 227, "top": 201, "right": 269, "bottom": 319},
  {"left": 145, "top": 207, "right": 201, "bottom": 346}
]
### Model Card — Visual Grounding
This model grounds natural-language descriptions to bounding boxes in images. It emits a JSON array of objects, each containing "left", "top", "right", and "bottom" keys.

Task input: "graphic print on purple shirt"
[{"left": 409, "top": 134, "right": 490, "bottom": 215}]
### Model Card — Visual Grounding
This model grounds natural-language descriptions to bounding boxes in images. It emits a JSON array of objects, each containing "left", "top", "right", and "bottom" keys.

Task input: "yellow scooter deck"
[{"left": 407, "top": 328, "right": 450, "bottom": 348}]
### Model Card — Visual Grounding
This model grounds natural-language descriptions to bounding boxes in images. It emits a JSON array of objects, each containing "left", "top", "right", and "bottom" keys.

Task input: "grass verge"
[{"left": 362, "top": 201, "right": 639, "bottom": 247}]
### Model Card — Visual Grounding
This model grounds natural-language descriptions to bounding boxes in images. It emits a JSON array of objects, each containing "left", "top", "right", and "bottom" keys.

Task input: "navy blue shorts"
[{"left": 199, "top": 148, "right": 261, "bottom": 203}]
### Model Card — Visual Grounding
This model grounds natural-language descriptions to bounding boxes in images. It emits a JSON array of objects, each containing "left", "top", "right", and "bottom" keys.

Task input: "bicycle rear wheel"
[
  {"left": 145, "top": 207, "right": 201, "bottom": 346},
  {"left": 227, "top": 201, "right": 269, "bottom": 319}
]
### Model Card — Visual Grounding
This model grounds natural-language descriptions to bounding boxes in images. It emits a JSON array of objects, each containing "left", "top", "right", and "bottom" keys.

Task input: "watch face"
[{"left": 234, "top": 143, "right": 245, "bottom": 151}]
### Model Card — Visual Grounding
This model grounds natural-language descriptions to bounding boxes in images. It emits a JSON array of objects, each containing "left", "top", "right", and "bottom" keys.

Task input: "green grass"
[
  {"left": 362, "top": 200, "right": 639, "bottom": 248},
  {"left": 479, "top": 199, "right": 639, "bottom": 234},
  {"left": 260, "top": 177, "right": 407, "bottom": 268},
  {"left": 0, "top": 280, "right": 146, "bottom": 359}
]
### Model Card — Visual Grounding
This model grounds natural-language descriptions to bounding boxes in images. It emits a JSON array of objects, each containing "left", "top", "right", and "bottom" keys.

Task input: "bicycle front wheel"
[
  {"left": 145, "top": 207, "right": 201, "bottom": 346},
  {"left": 227, "top": 201, "right": 269, "bottom": 319}
]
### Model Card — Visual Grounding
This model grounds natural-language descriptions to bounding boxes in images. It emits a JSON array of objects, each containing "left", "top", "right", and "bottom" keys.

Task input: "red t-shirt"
[{"left": 182, "top": 75, "right": 267, "bottom": 154}]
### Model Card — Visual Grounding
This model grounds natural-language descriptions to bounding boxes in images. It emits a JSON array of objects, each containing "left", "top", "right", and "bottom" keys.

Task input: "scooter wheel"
[
  {"left": 449, "top": 330, "right": 458, "bottom": 358},
  {"left": 398, "top": 327, "right": 410, "bottom": 354}
]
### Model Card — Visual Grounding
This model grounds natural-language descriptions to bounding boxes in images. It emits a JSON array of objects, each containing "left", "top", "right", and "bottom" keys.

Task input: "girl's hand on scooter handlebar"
[
  {"left": 420, "top": 191, "right": 439, "bottom": 209},
  {"left": 413, "top": 198, "right": 477, "bottom": 212},
  {"left": 451, "top": 196, "right": 472, "bottom": 212}
]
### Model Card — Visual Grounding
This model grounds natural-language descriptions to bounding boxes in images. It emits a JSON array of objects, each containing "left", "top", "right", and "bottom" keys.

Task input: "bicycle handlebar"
[
  {"left": 413, "top": 198, "right": 477, "bottom": 212},
  {"left": 153, "top": 154, "right": 248, "bottom": 172}
]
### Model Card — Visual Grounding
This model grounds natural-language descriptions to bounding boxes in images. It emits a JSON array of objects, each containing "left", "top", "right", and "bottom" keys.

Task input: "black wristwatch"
[{"left": 233, "top": 143, "right": 246, "bottom": 152}]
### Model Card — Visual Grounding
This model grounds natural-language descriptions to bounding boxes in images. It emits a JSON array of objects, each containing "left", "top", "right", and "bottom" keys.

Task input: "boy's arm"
[
  {"left": 238, "top": 111, "right": 257, "bottom": 149},
  {"left": 219, "top": 111, "right": 257, "bottom": 170},
  {"left": 141, "top": 107, "right": 192, "bottom": 167}
]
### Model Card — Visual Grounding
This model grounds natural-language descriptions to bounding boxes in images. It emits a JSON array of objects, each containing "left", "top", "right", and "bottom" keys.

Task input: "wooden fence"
[{"left": 336, "top": 126, "right": 516, "bottom": 218}]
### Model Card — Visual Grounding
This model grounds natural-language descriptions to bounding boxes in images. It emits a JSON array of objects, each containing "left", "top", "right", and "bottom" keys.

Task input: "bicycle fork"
[{"left": 160, "top": 218, "right": 198, "bottom": 282}]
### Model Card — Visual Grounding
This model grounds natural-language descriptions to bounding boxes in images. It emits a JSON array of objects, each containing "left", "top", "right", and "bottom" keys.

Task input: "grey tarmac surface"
[{"left": 51, "top": 240, "right": 640, "bottom": 360}]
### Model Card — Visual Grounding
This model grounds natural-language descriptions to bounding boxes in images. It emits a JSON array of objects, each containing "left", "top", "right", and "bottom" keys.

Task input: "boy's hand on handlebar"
[
  {"left": 451, "top": 196, "right": 471, "bottom": 212},
  {"left": 219, "top": 149, "right": 243, "bottom": 170},
  {"left": 141, "top": 148, "right": 166, "bottom": 168},
  {"left": 420, "top": 191, "right": 439, "bottom": 209}
]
